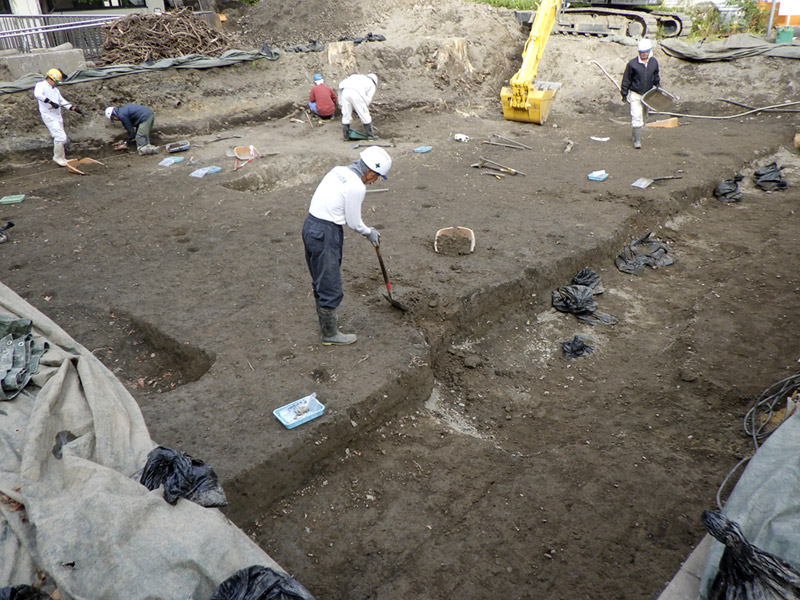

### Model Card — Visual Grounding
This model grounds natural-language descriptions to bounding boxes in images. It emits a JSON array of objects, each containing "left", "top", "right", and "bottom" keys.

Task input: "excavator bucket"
[
  {"left": 501, "top": 0, "right": 562, "bottom": 124},
  {"left": 501, "top": 81, "right": 562, "bottom": 124}
]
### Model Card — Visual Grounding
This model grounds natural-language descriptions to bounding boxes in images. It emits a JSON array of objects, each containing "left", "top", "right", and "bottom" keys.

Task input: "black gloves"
[
  {"left": 621, "top": 93, "right": 628, "bottom": 103},
  {"left": 45, "top": 99, "right": 59, "bottom": 109},
  {"left": 71, "top": 106, "right": 83, "bottom": 115}
]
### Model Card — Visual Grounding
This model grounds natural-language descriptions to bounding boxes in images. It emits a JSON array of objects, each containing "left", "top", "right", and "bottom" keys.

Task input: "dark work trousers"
[{"left": 302, "top": 213, "right": 344, "bottom": 309}]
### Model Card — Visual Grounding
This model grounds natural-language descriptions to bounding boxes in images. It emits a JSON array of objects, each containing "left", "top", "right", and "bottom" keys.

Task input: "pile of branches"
[{"left": 100, "top": 8, "right": 233, "bottom": 65}]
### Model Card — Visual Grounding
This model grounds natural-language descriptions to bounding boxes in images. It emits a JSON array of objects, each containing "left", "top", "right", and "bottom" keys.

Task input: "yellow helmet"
[{"left": 46, "top": 68, "right": 63, "bottom": 82}]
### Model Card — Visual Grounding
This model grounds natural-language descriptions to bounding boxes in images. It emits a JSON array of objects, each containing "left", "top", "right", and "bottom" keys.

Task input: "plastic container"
[
  {"left": 776, "top": 26, "right": 794, "bottom": 43},
  {"left": 0, "top": 194, "right": 25, "bottom": 204},
  {"left": 159, "top": 156, "right": 184, "bottom": 167},
  {"left": 273, "top": 393, "right": 325, "bottom": 429},
  {"left": 189, "top": 166, "right": 222, "bottom": 178},
  {"left": 588, "top": 170, "right": 609, "bottom": 181},
  {"left": 166, "top": 140, "right": 190, "bottom": 153}
]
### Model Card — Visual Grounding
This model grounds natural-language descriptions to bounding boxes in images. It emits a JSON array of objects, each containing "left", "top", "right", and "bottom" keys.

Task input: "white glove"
[{"left": 366, "top": 227, "right": 381, "bottom": 246}]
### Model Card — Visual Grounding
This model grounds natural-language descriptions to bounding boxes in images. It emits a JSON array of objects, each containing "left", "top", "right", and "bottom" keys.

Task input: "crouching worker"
[
  {"left": 105, "top": 104, "right": 157, "bottom": 155},
  {"left": 302, "top": 146, "right": 392, "bottom": 345},
  {"left": 308, "top": 73, "right": 337, "bottom": 119}
]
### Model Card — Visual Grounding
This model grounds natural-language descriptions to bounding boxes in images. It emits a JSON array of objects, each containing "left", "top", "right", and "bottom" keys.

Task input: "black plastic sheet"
[{"left": 209, "top": 565, "right": 316, "bottom": 600}]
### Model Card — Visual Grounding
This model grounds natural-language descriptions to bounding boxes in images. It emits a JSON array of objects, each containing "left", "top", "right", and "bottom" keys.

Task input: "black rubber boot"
[
  {"left": 342, "top": 123, "right": 350, "bottom": 141},
  {"left": 364, "top": 122, "right": 379, "bottom": 140},
  {"left": 317, "top": 306, "right": 357, "bottom": 345},
  {"left": 632, "top": 127, "right": 642, "bottom": 149}
]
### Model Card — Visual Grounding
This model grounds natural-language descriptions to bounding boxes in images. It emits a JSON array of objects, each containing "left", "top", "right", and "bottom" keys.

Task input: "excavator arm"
[{"left": 501, "top": 0, "right": 562, "bottom": 124}]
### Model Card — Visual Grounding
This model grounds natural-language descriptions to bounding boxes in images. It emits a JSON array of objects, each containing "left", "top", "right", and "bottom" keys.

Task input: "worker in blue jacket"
[
  {"left": 105, "top": 104, "right": 158, "bottom": 155},
  {"left": 620, "top": 38, "right": 660, "bottom": 149}
]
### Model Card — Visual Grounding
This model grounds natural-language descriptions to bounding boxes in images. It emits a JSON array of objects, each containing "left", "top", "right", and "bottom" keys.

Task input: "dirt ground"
[{"left": 2, "top": 0, "right": 800, "bottom": 597}]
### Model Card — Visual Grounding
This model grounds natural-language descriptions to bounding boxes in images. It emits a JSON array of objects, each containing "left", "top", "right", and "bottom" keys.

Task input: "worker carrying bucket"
[{"left": 620, "top": 39, "right": 661, "bottom": 149}]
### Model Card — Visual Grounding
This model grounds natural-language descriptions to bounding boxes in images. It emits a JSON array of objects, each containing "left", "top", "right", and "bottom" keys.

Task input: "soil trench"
[{"left": 251, "top": 150, "right": 800, "bottom": 600}]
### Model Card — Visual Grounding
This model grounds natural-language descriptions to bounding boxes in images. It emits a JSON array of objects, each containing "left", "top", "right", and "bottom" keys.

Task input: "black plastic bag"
[
  {"left": 551, "top": 285, "right": 617, "bottom": 326},
  {"left": 702, "top": 509, "right": 800, "bottom": 600},
  {"left": 615, "top": 232, "right": 674, "bottom": 275},
  {"left": 139, "top": 446, "right": 228, "bottom": 507},
  {"left": 753, "top": 163, "right": 787, "bottom": 192},
  {"left": 259, "top": 44, "right": 281, "bottom": 60},
  {"left": 209, "top": 565, "right": 316, "bottom": 600},
  {"left": 572, "top": 267, "right": 604, "bottom": 293},
  {"left": 561, "top": 335, "right": 594, "bottom": 360},
  {"left": 714, "top": 174, "right": 744, "bottom": 202},
  {"left": 283, "top": 40, "right": 324, "bottom": 53},
  {"left": 0, "top": 585, "right": 51, "bottom": 600}
]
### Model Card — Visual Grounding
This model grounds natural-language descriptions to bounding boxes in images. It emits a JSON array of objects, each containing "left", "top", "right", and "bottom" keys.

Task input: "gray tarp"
[
  {"left": 698, "top": 409, "right": 800, "bottom": 599},
  {"left": 660, "top": 33, "right": 800, "bottom": 61},
  {"left": 0, "top": 281, "right": 284, "bottom": 599},
  {"left": 0, "top": 49, "right": 278, "bottom": 95}
]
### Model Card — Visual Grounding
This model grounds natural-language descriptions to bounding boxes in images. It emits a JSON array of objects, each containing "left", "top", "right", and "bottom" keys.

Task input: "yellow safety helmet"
[{"left": 46, "top": 68, "right": 63, "bottom": 82}]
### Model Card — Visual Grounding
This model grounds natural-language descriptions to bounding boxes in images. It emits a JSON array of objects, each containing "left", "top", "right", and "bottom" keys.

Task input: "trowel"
[{"left": 631, "top": 175, "right": 682, "bottom": 189}]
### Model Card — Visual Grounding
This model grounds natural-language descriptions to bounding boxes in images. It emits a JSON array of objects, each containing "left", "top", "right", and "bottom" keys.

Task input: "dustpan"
[
  {"left": 233, "top": 145, "right": 261, "bottom": 170},
  {"left": 631, "top": 175, "right": 682, "bottom": 189},
  {"left": 642, "top": 87, "right": 675, "bottom": 112},
  {"left": 346, "top": 129, "right": 368, "bottom": 141}
]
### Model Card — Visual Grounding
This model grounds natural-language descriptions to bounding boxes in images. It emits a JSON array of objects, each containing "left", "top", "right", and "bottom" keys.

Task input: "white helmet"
[
  {"left": 105, "top": 106, "right": 116, "bottom": 120},
  {"left": 366, "top": 73, "right": 378, "bottom": 86},
  {"left": 637, "top": 39, "right": 653, "bottom": 53},
  {"left": 360, "top": 146, "right": 392, "bottom": 179}
]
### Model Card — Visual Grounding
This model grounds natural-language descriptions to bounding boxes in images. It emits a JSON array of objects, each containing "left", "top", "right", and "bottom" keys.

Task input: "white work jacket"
[
  {"left": 33, "top": 80, "right": 73, "bottom": 116},
  {"left": 308, "top": 166, "right": 370, "bottom": 235}
]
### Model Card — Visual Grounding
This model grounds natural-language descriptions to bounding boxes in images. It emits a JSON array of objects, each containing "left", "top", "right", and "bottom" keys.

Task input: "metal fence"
[{"left": 0, "top": 10, "right": 216, "bottom": 60}]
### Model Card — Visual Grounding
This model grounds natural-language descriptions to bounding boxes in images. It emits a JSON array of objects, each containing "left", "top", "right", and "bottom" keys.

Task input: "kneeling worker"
[
  {"left": 105, "top": 104, "right": 157, "bottom": 155},
  {"left": 308, "top": 73, "right": 337, "bottom": 119},
  {"left": 302, "top": 146, "right": 392, "bottom": 345}
]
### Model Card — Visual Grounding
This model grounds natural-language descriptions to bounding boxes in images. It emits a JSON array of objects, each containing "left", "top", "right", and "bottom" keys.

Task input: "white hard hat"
[
  {"left": 360, "top": 146, "right": 392, "bottom": 179},
  {"left": 105, "top": 106, "right": 116, "bottom": 120},
  {"left": 366, "top": 73, "right": 378, "bottom": 86},
  {"left": 638, "top": 39, "right": 653, "bottom": 53}
]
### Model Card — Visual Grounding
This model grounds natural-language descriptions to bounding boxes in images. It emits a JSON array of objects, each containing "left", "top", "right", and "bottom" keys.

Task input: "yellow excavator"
[{"left": 500, "top": 0, "right": 562, "bottom": 124}]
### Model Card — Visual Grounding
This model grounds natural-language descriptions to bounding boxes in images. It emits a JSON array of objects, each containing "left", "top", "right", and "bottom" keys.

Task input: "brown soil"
[{"left": 2, "top": 0, "right": 800, "bottom": 598}]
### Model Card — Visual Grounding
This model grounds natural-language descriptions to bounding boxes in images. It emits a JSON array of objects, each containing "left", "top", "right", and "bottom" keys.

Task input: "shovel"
[
  {"left": 373, "top": 243, "right": 408, "bottom": 312},
  {"left": 631, "top": 175, "right": 682, "bottom": 189}
]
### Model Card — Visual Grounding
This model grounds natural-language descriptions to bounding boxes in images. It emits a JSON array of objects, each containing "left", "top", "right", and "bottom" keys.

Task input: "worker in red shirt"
[{"left": 308, "top": 74, "right": 337, "bottom": 120}]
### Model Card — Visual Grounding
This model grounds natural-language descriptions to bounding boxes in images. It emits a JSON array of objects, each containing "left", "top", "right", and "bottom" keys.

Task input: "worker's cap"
[
  {"left": 637, "top": 39, "right": 653, "bottom": 53},
  {"left": 46, "top": 68, "right": 63, "bottom": 82},
  {"left": 360, "top": 146, "right": 391, "bottom": 179},
  {"left": 105, "top": 106, "right": 116, "bottom": 120},
  {"left": 366, "top": 73, "right": 378, "bottom": 86},
  {"left": 313, "top": 73, "right": 323, "bottom": 82}
]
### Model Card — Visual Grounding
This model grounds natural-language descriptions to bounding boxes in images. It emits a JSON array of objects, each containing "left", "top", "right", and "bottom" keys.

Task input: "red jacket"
[{"left": 309, "top": 84, "right": 337, "bottom": 117}]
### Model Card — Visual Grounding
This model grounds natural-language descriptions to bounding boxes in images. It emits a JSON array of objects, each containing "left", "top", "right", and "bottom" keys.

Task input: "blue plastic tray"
[{"left": 274, "top": 393, "right": 325, "bottom": 429}]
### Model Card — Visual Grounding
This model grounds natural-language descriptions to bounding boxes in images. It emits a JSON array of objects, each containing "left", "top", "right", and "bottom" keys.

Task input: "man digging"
[{"left": 302, "top": 146, "right": 392, "bottom": 345}]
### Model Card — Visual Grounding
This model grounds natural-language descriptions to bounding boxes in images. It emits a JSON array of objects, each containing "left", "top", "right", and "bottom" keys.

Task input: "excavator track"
[{"left": 514, "top": 8, "right": 690, "bottom": 38}]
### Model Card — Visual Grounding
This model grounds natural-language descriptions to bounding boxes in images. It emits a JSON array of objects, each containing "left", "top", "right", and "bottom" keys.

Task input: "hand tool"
[
  {"left": 372, "top": 243, "right": 408, "bottom": 311},
  {"left": 631, "top": 175, "right": 682, "bottom": 189}
]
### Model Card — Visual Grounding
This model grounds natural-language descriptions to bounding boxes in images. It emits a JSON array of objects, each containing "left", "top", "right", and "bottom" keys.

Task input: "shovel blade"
[
  {"left": 631, "top": 177, "right": 652, "bottom": 188},
  {"left": 383, "top": 293, "right": 409, "bottom": 312}
]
